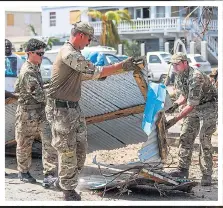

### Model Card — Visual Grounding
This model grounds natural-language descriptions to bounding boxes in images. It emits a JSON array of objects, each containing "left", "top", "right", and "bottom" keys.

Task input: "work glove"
[
  {"left": 165, "top": 103, "right": 179, "bottom": 114},
  {"left": 165, "top": 117, "right": 178, "bottom": 130},
  {"left": 132, "top": 56, "right": 146, "bottom": 70},
  {"left": 122, "top": 57, "right": 142, "bottom": 72}
]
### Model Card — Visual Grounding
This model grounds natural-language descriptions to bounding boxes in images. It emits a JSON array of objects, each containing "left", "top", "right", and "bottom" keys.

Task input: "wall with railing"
[{"left": 90, "top": 17, "right": 217, "bottom": 35}]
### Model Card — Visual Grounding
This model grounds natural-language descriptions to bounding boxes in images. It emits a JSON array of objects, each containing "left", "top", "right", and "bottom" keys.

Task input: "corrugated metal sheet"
[
  {"left": 87, "top": 113, "right": 147, "bottom": 153},
  {"left": 5, "top": 72, "right": 145, "bottom": 143},
  {"left": 5, "top": 102, "right": 17, "bottom": 142},
  {"left": 80, "top": 72, "right": 145, "bottom": 117},
  {"left": 5, "top": 72, "right": 165, "bottom": 165}
]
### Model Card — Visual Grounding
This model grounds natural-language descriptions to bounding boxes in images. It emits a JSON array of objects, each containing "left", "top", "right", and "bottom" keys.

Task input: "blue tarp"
[
  {"left": 142, "top": 82, "right": 167, "bottom": 136},
  {"left": 86, "top": 52, "right": 105, "bottom": 66}
]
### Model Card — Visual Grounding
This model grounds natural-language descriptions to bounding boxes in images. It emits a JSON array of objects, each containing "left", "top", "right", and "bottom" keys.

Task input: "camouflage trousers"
[
  {"left": 178, "top": 102, "right": 217, "bottom": 176},
  {"left": 15, "top": 105, "right": 58, "bottom": 175},
  {"left": 45, "top": 98, "right": 88, "bottom": 190}
]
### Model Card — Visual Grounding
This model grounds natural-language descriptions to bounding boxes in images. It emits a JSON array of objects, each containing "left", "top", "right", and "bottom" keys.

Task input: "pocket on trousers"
[{"left": 53, "top": 108, "right": 72, "bottom": 134}]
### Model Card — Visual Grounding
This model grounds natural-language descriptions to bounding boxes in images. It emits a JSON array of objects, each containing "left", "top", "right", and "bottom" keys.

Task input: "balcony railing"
[
  {"left": 207, "top": 36, "right": 218, "bottom": 56},
  {"left": 181, "top": 18, "right": 218, "bottom": 31},
  {"left": 90, "top": 17, "right": 181, "bottom": 35},
  {"left": 90, "top": 17, "right": 217, "bottom": 35}
]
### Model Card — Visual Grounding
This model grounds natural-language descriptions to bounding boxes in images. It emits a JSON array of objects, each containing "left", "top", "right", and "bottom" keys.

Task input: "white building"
[
  {"left": 5, "top": 7, "right": 42, "bottom": 51},
  {"left": 41, "top": 6, "right": 218, "bottom": 64}
]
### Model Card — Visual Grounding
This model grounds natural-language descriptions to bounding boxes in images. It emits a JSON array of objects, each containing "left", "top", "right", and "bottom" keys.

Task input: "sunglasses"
[
  {"left": 81, "top": 33, "right": 91, "bottom": 42},
  {"left": 32, "top": 51, "right": 45, "bottom": 57}
]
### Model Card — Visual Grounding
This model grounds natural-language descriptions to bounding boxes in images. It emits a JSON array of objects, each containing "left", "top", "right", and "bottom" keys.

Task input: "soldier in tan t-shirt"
[{"left": 45, "top": 21, "right": 137, "bottom": 201}]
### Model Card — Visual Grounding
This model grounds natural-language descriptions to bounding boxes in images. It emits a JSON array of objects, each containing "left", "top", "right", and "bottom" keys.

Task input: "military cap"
[
  {"left": 72, "top": 21, "right": 97, "bottom": 41},
  {"left": 169, "top": 52, "right": 188, "bottom": 64}
]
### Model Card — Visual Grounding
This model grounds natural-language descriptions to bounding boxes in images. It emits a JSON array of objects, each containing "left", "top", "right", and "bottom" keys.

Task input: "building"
[
  {"left": 5, "top": 7, "right": 42, "bottom": 51},
  {"left": 41, "top": 6, "right": 218, "bottom": 64}
]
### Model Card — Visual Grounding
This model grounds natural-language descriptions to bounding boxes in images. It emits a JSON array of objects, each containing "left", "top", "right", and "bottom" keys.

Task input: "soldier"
[
  {"left": 14, "top": 38, "right": 58, "bottom": 186},
  {"left": 45, "top": 21, "right": 137, "bottom": 201},
  {"left": 165, "top": 52, "right": 217, "bottom": 186}
]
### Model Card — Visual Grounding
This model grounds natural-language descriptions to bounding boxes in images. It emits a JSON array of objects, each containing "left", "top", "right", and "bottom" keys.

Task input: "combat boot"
[
  {"left": 169, "top": 168, "right": 189, "bottom": 178},
  {"left": 63, "top": 190, "right": 81, "bottom": 201},
  {"left": 42, "top": 174, "right": 58, "bottom": 188},
  {"left": 201, "top": 175, "right": 212, "bottom": 186},
  {"left": 18, "top": 171, "right": 36, "bottom": 183}
]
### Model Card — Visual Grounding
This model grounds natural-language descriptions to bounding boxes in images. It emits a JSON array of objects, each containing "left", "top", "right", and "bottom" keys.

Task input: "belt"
[
  {"left": 54, "top": 99, "right": 78, "bottom": 108},
  {"left": 20, "top": 103, "right": 44, "bottom": 110}
]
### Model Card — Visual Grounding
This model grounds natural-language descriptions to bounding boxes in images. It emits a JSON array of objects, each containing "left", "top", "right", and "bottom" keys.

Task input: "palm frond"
[
  {"left": 28, "top": 24, "right": 38, "bottom": 36},
  {"left": 105, "top": 11, "right": 121, "bottom": 23},
  {"left": 87, "top": 9, "right": 102, "bottom": 19}
]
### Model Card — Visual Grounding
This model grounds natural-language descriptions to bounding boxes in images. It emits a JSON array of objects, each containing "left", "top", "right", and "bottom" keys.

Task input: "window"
[
  {"left": 142, "top": 7, "right": 150, "bottom": 18},
  {"left": 105, "top": 54, "right": 121, "bottom": 64},
  {"left": 149, "top": 55, "right": 161, "bottom": 63},
  {"left": 7, "top": 14, "right": 14, "bottom": 26},
  {"left": 194, "top": 56, "right": 206, "bottom": 62},
  {"left": 156, "top": 6, "right": 165, "bottom": 18},
  {"left": 184, "top": 6, "right": 198, "bottom": 18},
  {"left": 160, "top": 54, "right": 172, "bottom": 63},
  {"left": 135, "top": 8, "right": 142, "bottom": 19},
  {"left": 49, "top": 12, "right": 56, "bottom": 27},
  {"left": 171, "top": 6, "right": 179, "bottom": 17},
  {"left": 42, "top": 57, "right": 52, "bottom": 65},
  {"left": 70, "top": 10, "right": 81, "bottom": 24}
]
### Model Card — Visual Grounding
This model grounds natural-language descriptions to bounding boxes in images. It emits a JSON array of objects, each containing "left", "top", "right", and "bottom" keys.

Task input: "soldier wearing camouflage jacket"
[
  {"left": 14, "top": 39, "right": 58, "bottom": 185},
  {"left": 45, "top": 21, "right": 136, "bottom": 201},
  {"left": 165, "top": 52, "right": 217, "bottom": 186}
]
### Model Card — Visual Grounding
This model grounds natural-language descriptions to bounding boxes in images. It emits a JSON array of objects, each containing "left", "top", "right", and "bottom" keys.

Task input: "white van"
[{"left": 146, "top": 52, "right": 172, "bottom": 82}]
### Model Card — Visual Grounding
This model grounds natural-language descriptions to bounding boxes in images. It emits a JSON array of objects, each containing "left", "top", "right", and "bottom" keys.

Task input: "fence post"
[
  {"left": 165, "top": 42, "right": 169, "bottom": 53},
  {"left": 190, "top": 41, "right": 195, "bottom": 54},
  {"left": 118, "top": 44, "right": 123, "bottom": 55},
  {"left": 201, "top": 41, "right": 208, "bottom": 60}
]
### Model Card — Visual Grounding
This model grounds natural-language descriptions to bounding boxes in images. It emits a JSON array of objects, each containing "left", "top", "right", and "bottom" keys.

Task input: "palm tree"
[
  {"left": 45, "top": 37, "right": 60, "bottom": 51},
  {"left": 25, "top": 25, "right": 59, "bottom": 51},
  {"left": 28, "top": 24, "right": 38, "bottom": 36},
  {"left": 86, "top": 9, "right": 132, "bottom": 47},
  {"left": 121, "top": 40, "right": 141, "bottom": 57}
]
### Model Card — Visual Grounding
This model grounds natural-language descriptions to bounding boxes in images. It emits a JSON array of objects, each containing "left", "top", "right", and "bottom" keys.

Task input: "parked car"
[
  {"left": 146, "top": 52, "right": 212, "bottom": 83},
  {"left": 116, "top": 55, "right": 128, "bottom": 61},
  {"left": 86, "top": 51, "right": 121, "bottom": 66},
  {"left": 146, "top": 51, "right": 172, "bottom": 82},
  {"left": 44, "top": 45, "right": 117, "bottom": 63},
  {"left": 186, "top": 54, "right": 212, "bottom": 74}
]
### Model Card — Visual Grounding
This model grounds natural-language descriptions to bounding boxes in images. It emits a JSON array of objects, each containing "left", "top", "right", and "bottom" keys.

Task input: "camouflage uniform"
[
  {"left": 45, "top": 41, "right": 92, "bottom": 190},
  {"left": 45, "top": 22, "right": 135, "bottom": 193},
  {"left": 45, "top": 98, "right": 87, "bottom": 190},
  {"left": 175, "top": 66, "right": 217, "bottom": 176},
  {"left": 14, "top": 61, "right": 57, "bottom": 175}
]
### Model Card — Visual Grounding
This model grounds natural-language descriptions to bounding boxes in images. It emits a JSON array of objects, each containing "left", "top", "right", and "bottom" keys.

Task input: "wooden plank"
[
  {"left": 133, "top": 69, "right": 148, "bottom": 100},
  {"left": 86, "top": 105, "right": 145, "bottom": 125},
  {"left": 156, "top": 112, "right": 168, "bottom": 161},
  {"left": 5, "top": 139, "right": 16, "bottom": 147}
]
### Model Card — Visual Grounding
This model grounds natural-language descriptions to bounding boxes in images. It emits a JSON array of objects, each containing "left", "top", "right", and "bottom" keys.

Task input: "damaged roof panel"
[
  {"left": 5, "top": 103, "right": 17, "bottom": 143},
  {"left": 80, "top": 72, "right": 145, "bottom": 117},
  {"left": 87, "top": 113, "right": 147, "bottom": 153}
]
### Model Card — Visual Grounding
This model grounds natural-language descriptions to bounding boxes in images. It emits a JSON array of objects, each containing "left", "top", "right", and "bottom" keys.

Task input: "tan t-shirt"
[{"left": 47, "top": 42, "right": 93, "bottom": 102}]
